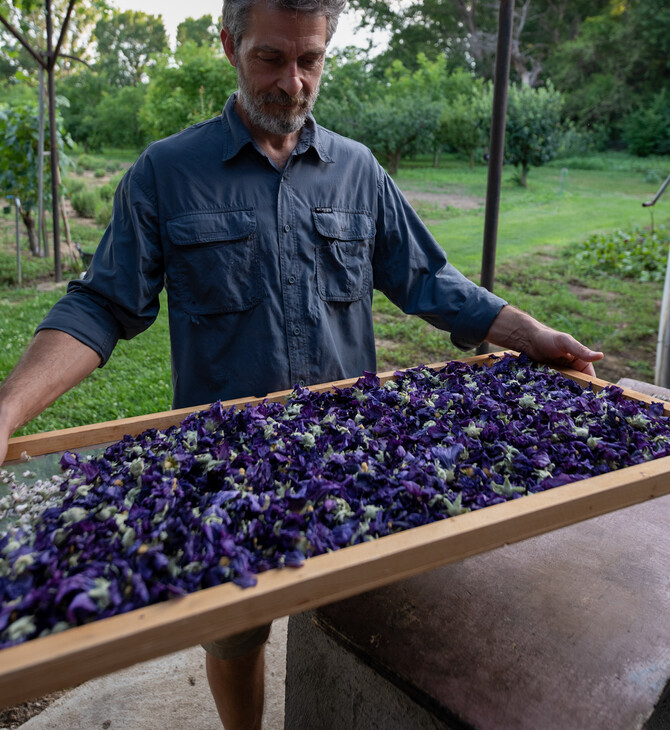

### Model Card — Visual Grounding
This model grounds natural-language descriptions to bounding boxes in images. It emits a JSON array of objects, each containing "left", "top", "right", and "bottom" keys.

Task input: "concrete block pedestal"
[{"left": 285, "top": 495, "right": 670, "bottom": 729}]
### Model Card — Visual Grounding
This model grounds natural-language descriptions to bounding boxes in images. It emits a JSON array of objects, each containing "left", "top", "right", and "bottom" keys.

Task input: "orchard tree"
[
  {"left": 496, "top": 82, "right": 564, "bottom": 186},
  {"left": 358, "top": 60, "right": 443, "bottom": 174},
  {"left": 317, "top": 54, "right": 443, "bottom": 173},
  {"left": 360, "top": 94, "right": 442, "bottom": 174},
  {"left": 314, "top": 47, "right": 380, "bottom": 140},
  {"left": 0, "top": 101, "right": 71, "bottom": 254},
  {"left": 94, "top": 9, "right": 168, "bottom": 87},
  {"left": 440, "top": 90, "right": 488, "bottom": 168}
]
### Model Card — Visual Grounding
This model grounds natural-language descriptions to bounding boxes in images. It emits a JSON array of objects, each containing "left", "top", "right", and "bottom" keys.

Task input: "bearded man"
[{"left": 0, "top": 0, "right": 603, "bottom": 727}]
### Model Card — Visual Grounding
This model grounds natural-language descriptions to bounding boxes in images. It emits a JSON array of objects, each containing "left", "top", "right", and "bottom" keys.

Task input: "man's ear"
[{"left": 220, "top": 27, "right": 236, "bottom": 66}]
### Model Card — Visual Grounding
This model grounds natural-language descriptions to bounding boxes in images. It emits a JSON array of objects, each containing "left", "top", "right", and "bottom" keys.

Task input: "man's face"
[{"left": 221, "top": 5, "right": 328, "bottom": 136}]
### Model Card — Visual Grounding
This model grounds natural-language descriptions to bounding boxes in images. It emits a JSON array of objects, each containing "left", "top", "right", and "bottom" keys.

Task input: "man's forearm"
[
  {"left": 484, "top": 305, "right": 538, "bottom": 352},
  {"left": 0, "top": 330, "right": 101, "bottom": 458}
]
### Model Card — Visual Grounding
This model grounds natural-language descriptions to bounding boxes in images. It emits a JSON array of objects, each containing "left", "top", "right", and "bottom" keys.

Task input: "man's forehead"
[{"left": 243, "top": 4, "right": 328, "bottom": 49}]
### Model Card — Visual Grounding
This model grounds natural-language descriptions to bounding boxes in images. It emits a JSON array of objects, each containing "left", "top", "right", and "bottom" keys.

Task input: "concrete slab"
[{"left": 17, "top": 617, "right": 287, "bottom": 729}]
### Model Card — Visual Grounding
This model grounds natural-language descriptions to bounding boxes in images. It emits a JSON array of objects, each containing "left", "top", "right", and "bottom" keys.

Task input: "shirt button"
[
  {"left": 293, "top": 326, "right": 301, "bottom": 336},
  {"left": 288, "top": 275, "right": 296, "bottom": 285},
  {"left": 284, "top": 224, "right": 291, "bottom": 233}
]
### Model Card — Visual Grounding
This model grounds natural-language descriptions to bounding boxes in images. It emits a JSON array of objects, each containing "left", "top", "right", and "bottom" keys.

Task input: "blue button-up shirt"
[{"left": 38, "top": 94, "right": 506, "bottom": 409}]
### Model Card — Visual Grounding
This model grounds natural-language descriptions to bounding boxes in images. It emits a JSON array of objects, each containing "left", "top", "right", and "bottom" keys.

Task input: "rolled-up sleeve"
[
  {"left": 372, "top": 169, "right": 507, "bottom": 350},
  {"left": 36, "top": 154, "right": 165, "bottom": 366}
]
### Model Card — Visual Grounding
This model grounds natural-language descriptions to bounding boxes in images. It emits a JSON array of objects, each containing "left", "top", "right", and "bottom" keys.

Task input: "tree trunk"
[
  {"left": 521, "top": 163, "right": 529, "bottom": 187},
  {"left": 387, "top": 150, "right": 401, "bottom": 176},
  {"left": 20, "top": 209, "right": 39, "bottom": 256}
]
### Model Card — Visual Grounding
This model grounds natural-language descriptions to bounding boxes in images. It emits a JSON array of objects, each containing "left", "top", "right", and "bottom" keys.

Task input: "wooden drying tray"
[{"left": 2, "top": 353, "right": 670, "bottom": 708}]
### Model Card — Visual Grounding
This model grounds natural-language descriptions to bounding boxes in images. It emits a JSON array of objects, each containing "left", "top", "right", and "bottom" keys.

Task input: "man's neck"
[{"left": 235, "top": 98, "right": 301, "bottom": 169}]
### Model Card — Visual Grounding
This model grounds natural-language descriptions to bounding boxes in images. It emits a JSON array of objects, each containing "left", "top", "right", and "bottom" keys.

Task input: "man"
[{"left": 0, "top": 0, "right": 603, "bottom": 726}]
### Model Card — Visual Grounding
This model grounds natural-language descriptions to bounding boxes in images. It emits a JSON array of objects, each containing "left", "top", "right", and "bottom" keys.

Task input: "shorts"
[{"left": 202, "top": 622, "right": 272, "bottom": 660}]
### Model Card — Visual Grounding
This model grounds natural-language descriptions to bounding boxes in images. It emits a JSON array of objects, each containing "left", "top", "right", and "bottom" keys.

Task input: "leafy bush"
[
  {"left": 0, "top": 251, "right": 76, "bottom": 286},
  {"left": 623, "top": 91, "right": 670, "bottom": 157},
  {"left": 573, "top": 225, "right": 670, "bottom": 282},
  {"left": 64, "top": 179, "right": 86, "bottom": 196},
  {"left": 99, "top": 182, "right": 115, "bottom": 202},
  {"left": 70, "top": 189, "right": 98, "bottom": 218},
  {"left": 76, "top": 154, "right": 97, "bottom": 172},
  {"left": 95, "top": 199, "right": 114, "bottom": 227}
]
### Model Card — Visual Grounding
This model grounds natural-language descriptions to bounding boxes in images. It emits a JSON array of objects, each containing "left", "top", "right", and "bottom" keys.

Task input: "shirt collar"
[{"left": 220, "top": 93, "right": 333, "bottom": 164}]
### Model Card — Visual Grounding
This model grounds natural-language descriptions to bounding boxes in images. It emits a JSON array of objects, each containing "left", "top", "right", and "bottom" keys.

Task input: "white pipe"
[{"left": 655, "top": 245, "right": 670, "bottom": 387}]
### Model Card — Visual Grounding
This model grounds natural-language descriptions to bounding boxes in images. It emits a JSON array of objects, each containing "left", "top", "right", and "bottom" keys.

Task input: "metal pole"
[
  {"left": 45, "top": 0, "right": 62, "bottom": 282},
  {"left": 477, "top": 0, "right": 515, "bottom": 355},
  {"left": 15, "top": 198, "right": 22, "bottom": 287},
  {"left": 38, "top": 66, "right": 46, "bottom": 257}
]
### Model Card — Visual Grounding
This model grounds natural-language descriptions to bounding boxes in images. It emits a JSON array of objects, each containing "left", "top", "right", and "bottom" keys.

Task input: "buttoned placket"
[{"left": 276, "top": 161, "right": 306, "bottom": 389}]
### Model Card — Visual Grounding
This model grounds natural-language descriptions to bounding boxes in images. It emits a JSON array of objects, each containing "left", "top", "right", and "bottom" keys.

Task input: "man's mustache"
[{"left": 261, "top": 91, "right": 309, "bottom": 108}]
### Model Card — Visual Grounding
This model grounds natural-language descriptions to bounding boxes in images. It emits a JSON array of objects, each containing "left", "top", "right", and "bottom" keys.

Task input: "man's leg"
[
  {"left": 202, "top": 623, "right": 272, "bottom": 729},
  {"left": 206, "top": 645, "right": 266, "bottom": 730}
]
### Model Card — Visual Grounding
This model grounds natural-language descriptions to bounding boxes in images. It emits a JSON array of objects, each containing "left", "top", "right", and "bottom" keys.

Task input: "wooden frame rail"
[{"left": 2, "top": 354, "right": 670, "bottom": 707}]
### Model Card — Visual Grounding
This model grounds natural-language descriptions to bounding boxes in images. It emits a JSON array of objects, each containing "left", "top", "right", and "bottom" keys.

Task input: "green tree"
[
  {"left": 623, "top": 90, "right": 670, "bottom": 157},
  {"left": 407, "top": 58, "right": 483, "bottom": 165},
  {"left": 94, "top": 8, "right": 168, "bottom": 87},
  {"left": 497, "top": 82, "right": 564, "bottom": 187},
  {"left": 440, "top": 90, "right": 488, "bottom": 168},
  {"left": 546, "top": 10, "right": 631, "bottom": 145},
  {"left": 349, "top": 0, "right": 610, "bottom": 84},
  {"left": 140, "top": 42, "right": 237, "bottom": 140},
  {"left": 358, "top": 59, "right": 443, "bottom": 174},
  {"left": 360, "top": 93, "right": 442, "bottom": 174},
  {"left": 317, "top": 52, "right": 478, "bottom": 172},
  {"left": 315, "top": 46, "right": 398, "bottom": 144},
  {"left": 0, "top": 0, "right": 104, "bottom": 83},
  {"left": 57, "top": 67, "right": 106, "bottom": 149},
  {"left": 176, "top": 15, "right": 218, "bottom": 48},
  {"left": 93, "top": 84, "right": 148, "bottom": 149},
  {"left": 0, "top": 101, "right": 72, "bottom": 254},
  {"left": 547, "top": 0, "right": 670, "bottom": 150},
  {"left": 0, "top": 0, "right": 90, "bottom": 280}
]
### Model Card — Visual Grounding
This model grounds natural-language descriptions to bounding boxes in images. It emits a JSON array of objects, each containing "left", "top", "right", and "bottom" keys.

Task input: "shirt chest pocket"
[
  {"left": 166, "top": 209, "right": 263, "bottom": 315},
  {"left": 313, "top": 209, "right": 375, "bottom": 302}
]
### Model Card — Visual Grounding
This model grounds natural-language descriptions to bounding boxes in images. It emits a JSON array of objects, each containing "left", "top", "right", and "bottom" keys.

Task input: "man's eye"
[{"left": 259, "top": 56, "right": 280, "bottom": 64}]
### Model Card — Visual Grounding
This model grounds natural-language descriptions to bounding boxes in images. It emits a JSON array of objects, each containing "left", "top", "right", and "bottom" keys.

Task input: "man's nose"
[{"left": 277, "top": 62, "right": 303, "bottom": 97}]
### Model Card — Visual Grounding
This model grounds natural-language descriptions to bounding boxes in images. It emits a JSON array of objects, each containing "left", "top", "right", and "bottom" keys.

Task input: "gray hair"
[{"left": 222, "top": 0, "right": 347, "bottom": 48}]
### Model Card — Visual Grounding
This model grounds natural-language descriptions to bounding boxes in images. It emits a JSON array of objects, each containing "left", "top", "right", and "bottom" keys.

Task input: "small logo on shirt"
[{"left": 314, "top": 207, "right": 332, "bottom": 214}]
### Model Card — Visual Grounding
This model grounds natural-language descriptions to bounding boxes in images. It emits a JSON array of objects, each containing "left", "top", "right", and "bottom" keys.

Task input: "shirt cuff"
[
  {"left": 449, "top": 288, "right": 507, "bottom": 351},
  {"left": 35, "top": 291, "right": 121, "bottom": 367}
]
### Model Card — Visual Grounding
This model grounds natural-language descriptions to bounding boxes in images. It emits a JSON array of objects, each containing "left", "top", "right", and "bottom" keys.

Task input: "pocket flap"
[
  {"left": 167, "top": 209, "right": 256, "bottom": 245},
  {"left": 312, "top": 209, "right": 374, "bottom": 241}
]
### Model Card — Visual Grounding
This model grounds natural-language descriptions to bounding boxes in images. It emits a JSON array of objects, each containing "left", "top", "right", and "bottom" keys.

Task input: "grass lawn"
[{"left": 1, "top": 150, "right": 669, "bottom": 436}]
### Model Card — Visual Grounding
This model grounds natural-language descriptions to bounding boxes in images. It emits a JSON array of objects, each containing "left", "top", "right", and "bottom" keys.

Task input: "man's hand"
[{"left": 486, "top": 305, "right": 604, "bottom": 376}]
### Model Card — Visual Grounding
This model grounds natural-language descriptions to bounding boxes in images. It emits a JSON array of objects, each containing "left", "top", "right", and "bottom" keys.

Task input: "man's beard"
[{"left": 236, "top": 65, "right": 319, "bottom": 135}]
